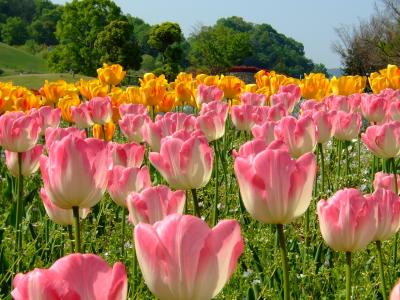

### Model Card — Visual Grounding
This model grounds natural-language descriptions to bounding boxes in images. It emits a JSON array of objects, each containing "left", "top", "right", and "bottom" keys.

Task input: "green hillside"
[{"left": 0, "top": 43, "right": 48, "bottom": 75}]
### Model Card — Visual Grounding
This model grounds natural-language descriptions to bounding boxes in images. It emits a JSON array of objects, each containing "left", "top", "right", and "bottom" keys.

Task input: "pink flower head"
[
  {"left": 301, "top": 99, "right": 326, "bottom": 113},
  {"left": 87, "top": 96, "right": 113, "bottom": 125},
  {"left": 240, "top": 92, "right": 266, "bottom": 106},
  {"left": 366, "top": 188, "right": 400, "bottom": 241},
  {"left": 40, "top": 188, "right": 90, "bottom": 226},
  {"left": 196, "top": 84, "right": 224, "bottom": 105},
  {"left": 200, "top": 100, "right": 228, "bottom": 117},
  {"left": 361, "top": 94, "right": 388, "bottom": 123},
  {"left": 127, "top": 185, "right": 186, "bottom": 225},
  {"left": 196, "top": 110, "right": 227, "bottom": 142},
  {"left": 388, "top": 101, "right": 400, "bottom": 122},
  {"left": 5, "top": 144, "right": 43, "bottom": 177},
  {"left": 107, "top": 165, "right": 151, "bottom": 207},
  {"left": 347, "top": 93, "right": 362, "bottom": 113},
  {"left": 274, "top": 115, "right": 317, "bottom": 158},
  {"left": 231, "top": 104, "right": 258, "bottom": 132},
  {"left": 40, "top": 135, "right": 110, "bottom": 209},
  {"left": 118, "top": 103, "right": 148, "bottom": 117},
  {"left": 270, "top": 84, "right": 301, "bottom": 113},
  {"left": 234, "top": 147, "right": 316, "bottom": 224},
  {"left": 71, "top": 102, "right": 94, "bottom": 129},
  {"left": 251, "top": 121, "right": 276, "bottom": 145},
  {"left": 310, "top": 110, "right": 335, "bottom": 144},
  {"left": 332, "top": 111, "right": 362, "bottom": 141},
  {"left": 0, "top": 111, "right": 41, "bottom": 152},
  {"left": 12, "top": 253, "right": 127, "bottom": 300},
  {"left": 391, "top": 280, "right": 400, "bottom": 300},
  {"left": 374, "top": 172, "right": 400, "bottom": 194},
  {"left": 150, "top": 130, "right": 213, "bottom": 190},
  {"left": 31, "top": 106, "right": 61, "bottom": 134},
  {"left": 326, "top": 95, "right": 351, "bottom": 112},
  {"left": 317, "top": 188, "right": 377, "bottom": 252},
  {"left": 119, "top": 113, "right": 150, "bottom": 144},
  {"left": 134, "top": 214, "right": 243, "bottom": 300},
  {"left": 268, "top": 103, "right": 288, "bottom": 122},
  {"left": 362, "top": 121, "right": 400, "bottom": 158},
  {"left": 44, "top": 127, "right": 86, "bottom": 151},
  {"left": 109, "top": 142, "right": 145, "bottom": 168},
  {"left": 379, "top": 88, "right": 400, "bottom": 102}
]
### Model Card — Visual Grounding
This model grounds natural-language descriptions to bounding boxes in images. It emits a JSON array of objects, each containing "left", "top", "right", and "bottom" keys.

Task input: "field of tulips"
[{"left": 2, "top": 63, "right": 400, "bottom": 299}]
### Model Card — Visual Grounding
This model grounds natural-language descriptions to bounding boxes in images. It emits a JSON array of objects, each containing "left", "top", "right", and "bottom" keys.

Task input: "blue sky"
[{"left": 53, "top": 0, "right": 380, "bottom": 68}]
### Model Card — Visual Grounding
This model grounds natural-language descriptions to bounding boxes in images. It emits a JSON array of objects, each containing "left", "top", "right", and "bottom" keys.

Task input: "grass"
[
  {"left": 0, "top": 73, "right": 95, "bottom": 89},
  {"left": 0, "top": 43, "right": 48, "bottom": 75}
]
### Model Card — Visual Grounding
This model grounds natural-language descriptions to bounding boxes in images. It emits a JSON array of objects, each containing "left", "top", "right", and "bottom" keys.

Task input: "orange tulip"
[
  {"left": 78, "top": 79, "right": 109, "bottom": 100},
  {"left": 97, "top": 63, "right": 126, "bottom": 86},
  {"left": 58, "top": 92, "right": 80, "bottom": 123},
  {"left": 93, "top": 121, "right": 115, "bottom": 141},
  {"left": 218, "top": 75, "right": 244, "bottom": 100}
]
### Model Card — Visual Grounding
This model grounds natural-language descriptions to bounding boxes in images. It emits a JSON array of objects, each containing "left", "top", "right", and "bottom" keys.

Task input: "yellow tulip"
[
  {"left": 140, "top": 76, "right": 168, "bottom": 107},
  {"left": 369, "top": 64, "right": 400, "bottom": 94},
  {"left": 40, "top": 80, "right": 68, "bottom": 105},
  {"left": 218, "top": 75, "right": 244, "bottom": 100},
  {"left": 124, "top": 86, "right": 144, "bottom": 104},
  {"left": 244, "top": 84, "right": 258, "bottom": 93},
  {"left": 93, "top": 121, "right": 115, "bottom": 141},
  {"left": 9, "top": 87, "right": 40, "bottom": 112},
  {"left": 139, "top": 73, "right": 158, "bottom": 87},
  {"left": 97, "top": 63, "right": 126, "bottom": 86},
  {"left": 78, "top": 79, "right": 109, "bottom": 100},
  {"left": 157, "top": 91, "right": 176, "bottom": 113},
  {"left": 300, "top": 73, "right": 330, "bottom": 100},
  {"left": 58, "top": 92, "right": 80, "bottom": 123},
  {"left": 330, "top": 75, "right": 366, "bottom": 96},
  {"left": 254, "top": 70, "right": 298, "bottom": 100},
  {"left": 175, "top": 81, "right": 194, "bottom": 106},
  {"left": 203, "top": 75, "right": 220, "bottom": 87}
]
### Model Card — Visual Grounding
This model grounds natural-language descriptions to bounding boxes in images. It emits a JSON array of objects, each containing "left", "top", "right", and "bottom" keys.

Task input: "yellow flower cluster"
[{"left": 369, "top": 64, "right": 400, "bottom": 94}]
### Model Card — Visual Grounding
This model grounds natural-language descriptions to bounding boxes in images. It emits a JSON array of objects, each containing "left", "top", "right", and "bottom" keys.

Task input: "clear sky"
[{"left": 52, "top": 0, "right": 380, "bottom": 68}]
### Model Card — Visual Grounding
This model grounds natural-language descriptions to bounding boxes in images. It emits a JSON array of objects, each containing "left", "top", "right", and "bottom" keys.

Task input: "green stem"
[
  {"left": 191, "top": 188, "right": 201, "bottom": 217},
  {"left": 72, "top": 206, "right": 81, "bottom": 253},
  {"left": 67, "top": 225, "right": 74, "bottom": 253},
  {"left": 212, "top": 140, "right": 219, "bottom": 226},
  {"left": 336, "top": 140, "right": 342, "bottom": 189},
  {"left": 15, "top": 152, "right": 23, "bottom": 270},
  {"left": 357, "top": 134, "right": 361, "bottom": 177},
  {"left": 277, "top": 224, "right": 290, "bottom": 300},
  {"left": 345, "top": 142, "right": 350, "bottom": 177},
  {"left": 392, "top": 158, "right": 399, "bottom": 266},
  {"left": 345, "top": 252, "right": 352, "bottom": 300},
  {"left": 132, "top": 242, "right": 137, "bottom": 297},
  {"left": 318, "top": 143, "right": 325, "bottom": 191},
  {"left": 376, "top": 241, "right": 388, "bottom": 300},
  {"left": 121, "top": 208, "right": 126, "bottom": 259}
]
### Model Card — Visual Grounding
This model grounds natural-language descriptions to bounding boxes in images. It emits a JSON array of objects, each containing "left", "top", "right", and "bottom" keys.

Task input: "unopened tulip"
[
  {"left": 332, "top": 111, "right": 362, "bottom": 141},
  {"left": 5, "top": 145, "right": 43, "bottom": 177},
  {"left": 134, "top": 214, "right": 243, "bottom": 300},
  {"left": 240, "top": 92, "right": 266, "bottom": 106},
  {"left": 12, "top": 253, "right": 127, "bottom": 300},
  {"left": 119, "top": 113, "right": 150, "bottom": 143},
  {"left": 127, "top": 185, "right": 185, "bottom": 225},
  {"left": 150, "top": 130, "right": 213, "bottom": 190},
  {"left": 71, "top": 102, "right": 94, "bottom": 129},
  {"left": 274, "top": 116, "right": 317, "bottom": 158},
  {"left": 108, "top": 166, "right": 151, "bottom": 207},
  {"left": 40, "top": 135, "right": 110, "bottom": 209},
  {"left": 361, "top": 94, "right": 388, "bottom": 123},
  {"left": 87, "top": 96, "right": 113, "bottom": 125},
  {"left": 234, "top": 146, "right": 316, "bottom": 224},
  {"left": 251, "top": 121, "right": 276, "bottom": 145},
  {"left": 317, "top": 188, "right": 377, "bottom": 252},
  {"left": 362, "top": 122, "right": 400, "bottom": 159},
  {"left": 374, "top": 172, "right": 400, "bottom": 194},
  {"left": 0, "top": 111, "right": 40, "bottom": 152},
  {"left": 109, "top": 142, "right": 145, "bottom": 168}
]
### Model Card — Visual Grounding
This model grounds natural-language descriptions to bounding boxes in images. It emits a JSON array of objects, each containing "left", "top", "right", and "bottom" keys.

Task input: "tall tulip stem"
[
  {"left": 191, "top": 188, "right": 201, "bottom": 217},
  {"left": 14, "top": 152, "right": 23, "bottom": 269},
  {"left": 345, "top": 252, "right": 352, "bottom": 300},
  {"left": 72, "top": 206, "right": 81, "bottom": 253},
  {"left": 67, "top": 225, "right": 74, "bottom": 253},
  {"left": 376, "top": 241, "right": 388, "bottom": 300},
  {"left": 277, "top": 224, "right": 290, "bottom": 300},
  {"left": 121, "top": 208, "right": 126, "bottom": 259},
  {"left": 318, "top": 143, "right": 325, "bottom": 191},
  {"left": 392, "top": 158, "right": 399, "bottom": 266},
  {"left": 212, "top": 140, "right": 219, "bottom": 226}
]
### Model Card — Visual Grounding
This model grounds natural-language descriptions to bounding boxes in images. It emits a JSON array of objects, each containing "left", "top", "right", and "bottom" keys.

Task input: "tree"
[
  {"left": 0, "top": 17, "right": 29, "bottom": 45},
  {"left": 127, "top": 15, "right": 155, "bottom": 56},
  {"left": 29, "top": 5, "right": 63, "bottom": 45},
  {"left": 148, "top": 22, "right": 183, "bottom": 54},
  {"left": 48, "top": 0, "right": 124, "bottom": 75},
  {"left": 94, "top": 20, "right": 142, "bottom": 70}
]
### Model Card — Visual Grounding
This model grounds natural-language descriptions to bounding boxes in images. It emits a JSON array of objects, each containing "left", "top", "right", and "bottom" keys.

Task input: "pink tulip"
[
  {"left": 251, "top": 121, "right": 276, "bottom": 145},
  {"left": 107, "top": 166, "right": 151, "bottom": 207},
  {"left": 40, "top": 135, "right": 110, "bottom": 209},
  {"left": 301, "top": 99, "right": 326, "bottom": 113},
  {"left": 317, "top": 188, "right": 377, "bottom": 252},
  {"left": 253, "top": 106, "right": 271, "bottom": 125},
  {"left": 31, "top": 106, "right": 61, "bottom": 134},
  {"left": 347, "top": 93, "right": 362, "bottom": 113},
  {"left": 127, "top": 185, "right": 185, "bottom": 225},
  {"left": 362, "top": 122, "right": 400, "bottom": 158},
  {"left": 274, "top": 116, "right": 317, "bottom": 158},
  {"left": 361, "top": 94, "right": 388, "bottom": 123},
  {"left": 119, "top": 103, "right": 148, "bottom": 117},
  {"left": 366, "top": 188, "right": 400, "bottom": 241},
  {"left": 44, "top": 127, "right": 86, "bottom": 151},
  {"left": 40, "top": 188, "right": 90, "bottom": 226},
  {"left": 196, "top": 84, "right": 224, "bottom": 105},
  {"left": 196, "top": 110, "right": 227, "bottom": 142},
  {"left": 231, "top": 104, "right": 258, "bottom": 132},
  {"left": 327, "top": 95, "right": 351, "bottom": 112},
  {"left": 134, "top": 214, "right": 243, "bottom": 300},
  {"left": 119, "top": 113, "right": 150, "bottom": 143},
  {"left": 5, "top": 144, "right": 43, "bottom": 177},
  {"left": 87, "top": 96, "right": 113, "bottom": 125},
  {"left": 232, "top": 138, "right": 287, "bottom": 161},
  {"left": 388, "top": 101, "right": 400, "bottom": 122},
  {"left": 332, "top": 111, "right": 362, "bottom": 141},
  {"left": 374, "top": 172, "right": 400, "bottom": 194},
  {"left": 12, "top": 253, "right": 127, "bottom": 300},
  {"left": 150, "top": 130, "right": 213, "bottom": 189},
  {"left": 309, "top": 110, "right": 335, "bottom": 144},
  {"left": 71, "top": 102, "right": 94, "bottom": 129},
  {"left": 109, "top": 142, "right": 145, "bottom": 168},
  {"left": 0, "top": 111, "right": 40, "bottom": 152},
  {"left": 200, "top": 100, "right": 228, "bottom": 116},
  {"left": 234, "top": 146, "right": 316, "bottom": 224},
  {"left": 391, "top": 280, "right": 400, "bottom": 300},
  {"left": 268, "top": 103, "right": 288, "bottom": 122},
  {"left": 240, "top": 92, "right": 266, "bottom": 106},
  {"left": 270, "top": 84, "right": 301, "bottom": 113},
  {"left": 280, "top": 83, "right": 301, "bottom": 99}
]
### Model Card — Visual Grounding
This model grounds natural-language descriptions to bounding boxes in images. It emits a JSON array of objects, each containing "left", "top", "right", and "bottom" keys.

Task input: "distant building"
[{"left": 227, "top": 66, "right": 266, "bottom": 83}]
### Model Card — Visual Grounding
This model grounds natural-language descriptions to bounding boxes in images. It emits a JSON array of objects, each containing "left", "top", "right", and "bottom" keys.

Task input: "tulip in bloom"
[
  {"left": 44, "top": 127, "right": 86, "bottom": 151},
  {"left": 317, "top": 189, "right": 377, "bottom": 252},
  {"left": 274, "top": 116, "right": 317, "bottom": 158},
  {"left": 0, "top": 111, "right": 41, "bottom": 152},
  {"left": 40, "top": 135, "right": 110, "bottom": 209},
  {"left": 97, "top": 63, "right": 126, "bottom": 86},
  {"left": 150, "top": 130, "right": 213, "bottom": 190},
  {"left": 327, "top": 95, "right": 351, "bottom": 112},
  {"left": 218, "top": 75, "right": 244, "bottom": 99},
  {"left": 251, "top": 121, "right": 276, "bottom": 145},
  {"left": 240, "top": 92, "right": 266, "bottom": 106},
  {"left": 127, "top": 185, "right": 185, "bottom": 225},
  {"left": 87, "top": 96, "right": 113, "bottom": 125},
  {"left": 234, "top": 146, "right": 316, "bottom": 224},
  {"left": 134, "top": 214, "right": 243, "bottom": 300},
  {"left": 119, "top": 113, "right": 150, "bottom": 144},
  {"left": 362, "top": 121, "right": 400, "bottom": 158},
  {"left": 40, "top": 188, "right": 90, "bottom": 226},
  {"left": 31, "top": 106, "right": 61, "bottom": 134},
  {"left": 268, "top": 103, "right": 288, "bottom": 121},
  {"left": 71, "top": 102, "right": 94, "bottom": 129},
  {"left": 5, "top": 145, "right": 43, "bottom": 177},
  {"left": 196, "top": 110, "right": 227, "bottom": 142},
  {"left": 388, "top": 101, "right": 400, "bottom": 122},
  {"left": 391, "top": 280, "right": 400, "bottom": 300},
  {"left": 332, "top": 111, "right": 362, "bottom": 141},
  {"left": 330, "top": 75, "right": 366, "bottom": 96},
  {"left": 12, "top": 253, "right": 127, "bottom": 300},
  {"left": 270, "top": 84, "right": 301, "bottom": 113},
  {"left": 300, "top": 99, "right": 326, "bottom": 113},
  {"left": 109, "top": 142, "right": 145, "bottom": 168},
  {"left": 108, "top": 166, "right": 151, "bottom": 207},
  {"left": 118, "top": 103, "right": 148, "bottom": 117},
  {"left": 361, "top": 94, "right": 388, "bottom": 123},
  {"left": 196, "top": 84, "right": 224, "bottom": 106},
  {"left": 308, "top": 110, "right": 335, "bottom": 144},
  {"left": 231, "top": 104, "right": 258, "bottom": 132},
  {"left": 374, "top": 172, "right": 400, "bottom": 194}
]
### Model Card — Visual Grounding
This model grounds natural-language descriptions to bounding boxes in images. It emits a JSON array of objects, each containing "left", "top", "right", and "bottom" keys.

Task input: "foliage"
[
  {"left": 28, "top": 5, "right": 63, "bottom": 45},
  {"left": 0, "top": 17, "right": 29, "bottom": 45}
]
